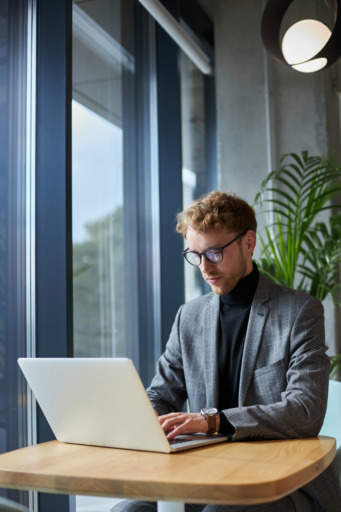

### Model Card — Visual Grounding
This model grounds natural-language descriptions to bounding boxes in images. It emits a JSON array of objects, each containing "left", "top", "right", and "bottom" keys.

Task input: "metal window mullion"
[
  {"left": 25, "top": 0, "right": 37, "bottom": 435},
  {"left": 148, "top": 16, "right": 162, "bottom": 367},
  {"left": 25, "top": 0, "right": 38, "bottom": 509}
]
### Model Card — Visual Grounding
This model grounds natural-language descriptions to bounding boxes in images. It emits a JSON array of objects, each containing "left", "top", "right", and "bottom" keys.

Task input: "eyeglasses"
[{"left": 182, "top": 231, "right": 247, "bottom": 267}]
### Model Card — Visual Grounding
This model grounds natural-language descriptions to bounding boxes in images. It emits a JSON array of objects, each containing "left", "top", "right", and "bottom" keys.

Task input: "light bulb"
[{"left": 282, "top": 19, "right": 331, "bottom": 72}]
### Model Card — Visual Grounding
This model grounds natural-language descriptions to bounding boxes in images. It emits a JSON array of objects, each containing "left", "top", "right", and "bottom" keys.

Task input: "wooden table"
[{"left": 0, "top": 437, "right": 336, "bottom": 511}]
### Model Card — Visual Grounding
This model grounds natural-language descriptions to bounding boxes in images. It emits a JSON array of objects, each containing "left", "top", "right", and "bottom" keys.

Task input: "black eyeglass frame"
[{"left": 182, "top": 231, "right": 248, "bottom": 267}]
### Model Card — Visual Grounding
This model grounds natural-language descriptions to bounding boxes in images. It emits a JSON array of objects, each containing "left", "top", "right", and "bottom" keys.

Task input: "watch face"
[{"left": 201, "top": 407, "right": 218, "bottom": 416}]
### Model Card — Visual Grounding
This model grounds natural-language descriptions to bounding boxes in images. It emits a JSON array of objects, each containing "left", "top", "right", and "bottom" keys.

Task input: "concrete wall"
[{"left": 204, "top": 0, "right": 341, "bottom": 357}]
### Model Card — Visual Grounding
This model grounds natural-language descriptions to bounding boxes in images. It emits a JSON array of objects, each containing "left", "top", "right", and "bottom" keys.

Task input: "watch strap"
[{"left": 206, "top": 414, "right": 217, "bottom": 434}]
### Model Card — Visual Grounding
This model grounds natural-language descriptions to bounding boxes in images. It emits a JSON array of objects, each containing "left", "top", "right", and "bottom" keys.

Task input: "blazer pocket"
[{"left": 249, "top": 359, "right": 287, "bottom": 405}]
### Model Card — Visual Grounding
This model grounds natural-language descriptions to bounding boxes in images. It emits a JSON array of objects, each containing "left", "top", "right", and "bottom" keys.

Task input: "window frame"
[{"left": 35, "top": 0, "right": 73, "bottom": 510}]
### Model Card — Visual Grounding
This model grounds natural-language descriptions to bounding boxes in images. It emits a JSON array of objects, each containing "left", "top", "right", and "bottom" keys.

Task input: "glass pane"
[
  {"left": 180, "top": 51, "right": 207, "bottom": 302},
  {"left": 72, "top": 0, "right": 134, "bottom": 359}
]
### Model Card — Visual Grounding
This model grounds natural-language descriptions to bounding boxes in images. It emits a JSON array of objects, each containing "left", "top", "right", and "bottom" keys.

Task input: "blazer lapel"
[
  {"left": 203, "top": 294, "right": 220, "bottom": 406},
  {"left": 238, "top": 276, "right": 270, "bottom": 406}
]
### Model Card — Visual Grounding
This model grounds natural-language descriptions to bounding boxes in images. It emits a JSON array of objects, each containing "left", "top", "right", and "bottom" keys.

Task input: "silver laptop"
[{"left": 18, "top": 357, "right": 227, "bottom": 453}]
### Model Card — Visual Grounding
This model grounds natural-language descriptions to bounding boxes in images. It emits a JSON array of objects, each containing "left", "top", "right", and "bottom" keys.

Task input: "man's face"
[{"left": 185, "top": 226, "right": 256, "bottom": 295}]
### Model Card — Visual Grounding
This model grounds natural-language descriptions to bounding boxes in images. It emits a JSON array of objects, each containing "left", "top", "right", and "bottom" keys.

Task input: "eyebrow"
[{"left": 187, "top": 243, "right": 224, "bottom": 252}]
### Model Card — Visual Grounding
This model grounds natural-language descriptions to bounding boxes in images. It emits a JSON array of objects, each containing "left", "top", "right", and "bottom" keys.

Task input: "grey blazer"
[{"left": 147, "top": 273, "right": 341, "bottom": 511}]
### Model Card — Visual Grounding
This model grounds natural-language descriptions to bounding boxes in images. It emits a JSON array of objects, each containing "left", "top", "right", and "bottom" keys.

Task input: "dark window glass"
[{"left": 0, "top": 0, "right": 30, "bottom": 506}]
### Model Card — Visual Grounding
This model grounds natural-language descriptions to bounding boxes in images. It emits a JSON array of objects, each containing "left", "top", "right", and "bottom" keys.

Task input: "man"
[{"left": 114, "top": 191, "right": 340, "bottom": 512}]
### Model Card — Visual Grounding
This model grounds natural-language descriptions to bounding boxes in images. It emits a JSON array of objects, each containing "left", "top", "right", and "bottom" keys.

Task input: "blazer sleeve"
[
  {"left": 222, "top": 296, "right": 330, "bottom": 441},
  {"left": 146, "top": 305, "right": 188, "bottom": 415}
]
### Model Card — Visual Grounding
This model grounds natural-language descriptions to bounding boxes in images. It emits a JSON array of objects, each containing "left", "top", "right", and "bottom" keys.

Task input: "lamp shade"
[
  {"left": 261, "top": 0, "right": 341, "bottom": 72},
  {"left": 282, "top": 19, "right": 331, "bottom": 72}
]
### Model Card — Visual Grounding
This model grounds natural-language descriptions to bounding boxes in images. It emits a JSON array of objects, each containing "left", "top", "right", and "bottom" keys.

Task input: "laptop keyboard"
[
  {"left": 168, "top": 434, "right": 209, "bottom": 445},
  {"left": 169, "top": 437, "right": 187, "bottom": 445}
]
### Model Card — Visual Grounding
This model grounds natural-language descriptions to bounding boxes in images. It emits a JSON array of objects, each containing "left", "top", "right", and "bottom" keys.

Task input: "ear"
[{"left": 245, "top": 230, "right": 257, "bottom": 253}]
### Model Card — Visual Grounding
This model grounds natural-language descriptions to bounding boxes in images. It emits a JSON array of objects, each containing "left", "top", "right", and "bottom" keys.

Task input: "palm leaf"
[{"left": 254, "top": 151, "right": 341, "bottom": 303}]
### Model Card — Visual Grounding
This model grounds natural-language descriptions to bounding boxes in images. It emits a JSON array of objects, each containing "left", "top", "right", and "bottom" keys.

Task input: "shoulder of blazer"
[{"left": 255, "top": 271, "right": 323, "bottom": 309}]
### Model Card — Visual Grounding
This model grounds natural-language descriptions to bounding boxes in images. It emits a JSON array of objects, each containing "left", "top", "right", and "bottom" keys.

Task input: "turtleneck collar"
[{"left": 220, "top": 262, "right": 259, "bottom": 307}]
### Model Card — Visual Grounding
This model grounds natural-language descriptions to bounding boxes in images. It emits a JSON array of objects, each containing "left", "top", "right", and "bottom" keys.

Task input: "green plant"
[
  {"left": 253, "top": 151, "right": 341, "bottom": 301},
  {"left": 253, "top": 151, "right": 341, "bottom": 377}
]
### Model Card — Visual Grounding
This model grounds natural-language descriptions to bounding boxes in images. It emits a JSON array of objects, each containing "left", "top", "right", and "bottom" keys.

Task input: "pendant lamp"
[{"left": 261, "top": 0, "right": 341, "bottom": 72}]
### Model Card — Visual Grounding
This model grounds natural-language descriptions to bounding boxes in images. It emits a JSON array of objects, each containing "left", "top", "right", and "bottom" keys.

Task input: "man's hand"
[{"left": 158, "top": 412, "right": 220, "bottom": 440}]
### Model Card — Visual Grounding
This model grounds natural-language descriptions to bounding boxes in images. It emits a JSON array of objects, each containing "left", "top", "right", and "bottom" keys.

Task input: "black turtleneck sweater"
[{"left": 218, "top": 263, "right": 259, "bottom": 435}]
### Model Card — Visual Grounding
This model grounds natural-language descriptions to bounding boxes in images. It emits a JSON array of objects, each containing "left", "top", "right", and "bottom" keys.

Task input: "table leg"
[{"left": 157, "top": 501, "right": 185, "bottom": 512}]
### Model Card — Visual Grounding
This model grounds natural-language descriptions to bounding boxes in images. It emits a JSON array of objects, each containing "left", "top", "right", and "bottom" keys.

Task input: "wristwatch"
[{"left": 200, "top": 407, "right": 219, "bottom": 434}]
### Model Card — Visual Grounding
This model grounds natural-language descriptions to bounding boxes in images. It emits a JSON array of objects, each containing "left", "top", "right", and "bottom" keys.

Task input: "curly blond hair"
[{"left": 176, "top": 190, "right": 257, "bottom": 237}]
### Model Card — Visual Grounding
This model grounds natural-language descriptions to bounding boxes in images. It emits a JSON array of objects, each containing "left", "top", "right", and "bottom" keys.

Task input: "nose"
[{"left": 199, "top": 256, "right": 214, "bottom": 273}]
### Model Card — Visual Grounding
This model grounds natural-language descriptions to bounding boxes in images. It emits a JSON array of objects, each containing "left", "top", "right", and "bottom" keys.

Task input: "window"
[
  {"left": 180, "top": 51, "right": 209, "bottom": 302},
  {"left": 72, "top": 0, "right": 133, "bottom": 360},
  {"left": 0, "top": 0, "right": 33, "bottom": 507}
]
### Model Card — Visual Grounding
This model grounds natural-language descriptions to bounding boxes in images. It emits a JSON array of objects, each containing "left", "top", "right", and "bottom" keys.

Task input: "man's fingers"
[
  {"left": 159, "top": 413, "right": 188, "bottom": 431},
  {"left": 158, "top": 412, "right": 207, "bottom": 438}
]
